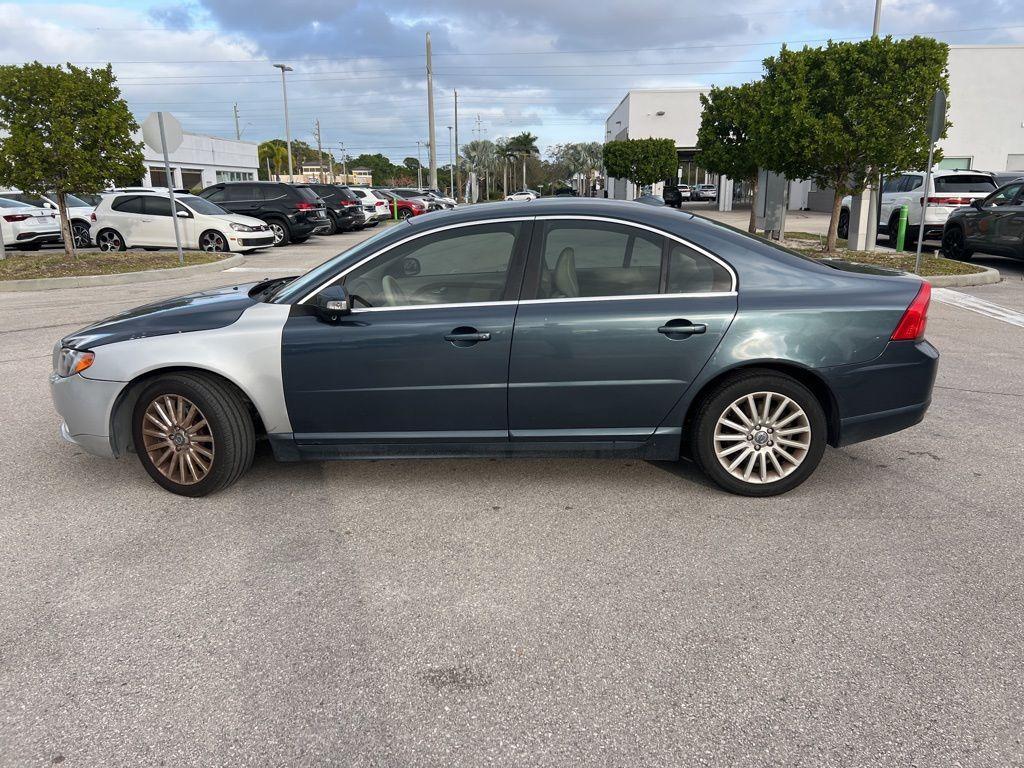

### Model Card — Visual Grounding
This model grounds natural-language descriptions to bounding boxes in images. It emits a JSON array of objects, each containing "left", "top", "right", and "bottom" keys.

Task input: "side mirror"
[
  {"left": 313, "top": 283, "right": 351, "bottom": 321},
  {"left": 971, "top": 199, "right": 984, "bottom": 210},
  {"left": 176, "top": 209, "right": 191, "bottom": 218}
]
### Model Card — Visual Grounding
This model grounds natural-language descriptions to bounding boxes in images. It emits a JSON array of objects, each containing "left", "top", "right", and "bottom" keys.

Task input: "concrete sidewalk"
[{"left": 687, "top": 203, "right": 833, "bottom": 236}]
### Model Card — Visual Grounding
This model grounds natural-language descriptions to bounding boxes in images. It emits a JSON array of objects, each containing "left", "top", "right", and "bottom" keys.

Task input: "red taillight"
[
  {"left": 340, "top": 199, "right": 358, "bottom": 206},
  {"left": 924, "top": 196, "right": 975, "bottom": 206},
  {"left": 3, "top": 213, "right": 31, "bottom": 222},
  {"left": 90, "top": 212, "right": 97, "bottom": 222},
  {"left": 891, "top": 281, "right": 931, "bottom": 341},
  {"left": 294, "top": 201, "right": 317, "bottom": 210}
]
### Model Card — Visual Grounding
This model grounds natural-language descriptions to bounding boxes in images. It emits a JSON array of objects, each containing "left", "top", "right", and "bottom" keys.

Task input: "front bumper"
[
  {"left": 50, "top": 372, "right": 125, "bottom": 458},
  {"left": 823, "top": 339, "right": 939, "bottom": 447},
  {"left": 232, "top": 234, "right": 275, "bottom": 249}
]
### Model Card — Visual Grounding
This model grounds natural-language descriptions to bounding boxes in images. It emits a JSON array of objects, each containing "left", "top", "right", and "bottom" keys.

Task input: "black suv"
[
  {"left": 304, "top": 183, "right": 365, "bottom": 233},
  {"left": 197, "top": 181, "right": 328, "bottom": 246}
]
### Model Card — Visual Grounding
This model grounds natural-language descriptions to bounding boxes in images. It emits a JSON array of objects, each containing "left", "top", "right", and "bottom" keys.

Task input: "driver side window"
[
  {"left": 343, "top": 222, "right": 522, "bottom": 308},
  {"left": 987, "top": 184, "right": 1022, "bottom": 207}
]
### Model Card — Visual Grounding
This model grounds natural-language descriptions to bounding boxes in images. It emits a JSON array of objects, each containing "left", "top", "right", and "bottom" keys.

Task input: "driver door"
[{"left": 281, "top": 220, "right": 532, "bottom": 447}]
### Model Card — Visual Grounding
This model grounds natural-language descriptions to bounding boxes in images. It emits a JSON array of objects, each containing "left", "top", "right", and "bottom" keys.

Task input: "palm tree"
[
  {"left": 505, "top": 132, "right": 540, "bottom": 190},
  {"left": 462, "top": 139, "right": 498, "bottom": 201}
]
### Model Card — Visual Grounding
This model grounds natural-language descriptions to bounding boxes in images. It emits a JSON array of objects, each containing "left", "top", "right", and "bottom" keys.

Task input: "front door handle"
[
  {"left": 444, "top": 327, "right": 491, "bottom": 347},
  {"left": 658, "top": 320, "right": 707, "bottom": 337}
]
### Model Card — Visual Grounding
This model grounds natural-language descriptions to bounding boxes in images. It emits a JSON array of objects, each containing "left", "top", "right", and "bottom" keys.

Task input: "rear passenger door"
[{"left": 508, "top": 217, "right": 738, "bottom": 445}]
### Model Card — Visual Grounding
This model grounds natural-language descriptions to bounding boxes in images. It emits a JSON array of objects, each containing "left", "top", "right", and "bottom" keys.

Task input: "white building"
[
  {"left": 137, "top": 130, "right": 259, "bottom": 192},
  {"left": 605, "top": 45, "right": 1024, "bottom": 208}
]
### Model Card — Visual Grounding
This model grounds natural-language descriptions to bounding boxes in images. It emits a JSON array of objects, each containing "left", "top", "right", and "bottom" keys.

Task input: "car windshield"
[
  {"left": 60, "top": 193, "right": 91, "bottom": 207},
  {"left": 178, "top": 195, "right": 228, "bottom": 216},
  {"left": 934, "top": 175, "right": 996, "bottom": 193},
  {"left": 269, "top": 224, "right": 406, "bottom": 303}
]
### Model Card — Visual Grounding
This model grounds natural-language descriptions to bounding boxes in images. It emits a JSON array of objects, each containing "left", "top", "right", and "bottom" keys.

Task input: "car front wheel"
[
  {"left": 267, "top": 219, "right": 290, "bottom": 246},
  {"left": 837, "top": 209, "right": 850, "bottom": 240},
  {"left": 96, "top": 229, "right": 126, "bottom": 252},
  {"left": 691, "top": 371, "right": 826, "bottom": 496},
  {"left": 199, "top": 230, "right": 229, "bottom": 252},
  {"left": 72, "top": 222, "right": 91, "bottom": 248},
  {"left": 132, "top": 373, "right": 255, "bottom": 497}
]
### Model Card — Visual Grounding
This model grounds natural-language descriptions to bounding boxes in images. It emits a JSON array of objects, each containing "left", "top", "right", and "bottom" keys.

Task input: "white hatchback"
[
  {"left": 0, "top": 196, "right": 61, "bottom": 250},
  {"left": 90, "top": 192, "right": 275, "bottom": 253},
  {"left": 505, "top": 189, "right": 540, "bottom": 202},
  {"left": 348, "top": 187, "right": 390, "bottom": 226}
]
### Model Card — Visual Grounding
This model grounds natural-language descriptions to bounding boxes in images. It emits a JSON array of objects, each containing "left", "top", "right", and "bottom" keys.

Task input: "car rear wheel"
[
  {"left": 96, "top": 229, "right": 126, "bottom": 252},
  {"left": 691, "top": 371, "right": 826, "bottom": 497},
  {"left": 267, "top": 219, "right": 290, "bottom": 246},
  {"left": 132, "top": 373, "right": 255, "bottom": 497},
  {"left": 400, "top": 208, "right": 413, "bottom": 220},
  {"left": 199, "top": 230, "right": 229, "bottom": 252},
  {"left": 324, "top": 214, "right": 339, "bottom": 235},
  {"left": 941, "top": 226, "right": 973, "bottom": 260},
  {"left": 837, "top": 208, "right": 850, "bottom": 240}
]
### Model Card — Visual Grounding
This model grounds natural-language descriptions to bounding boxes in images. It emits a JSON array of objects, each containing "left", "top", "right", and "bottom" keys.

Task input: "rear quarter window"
[{"left": 111, "top": 195, "right": 143, "bottom": 214}]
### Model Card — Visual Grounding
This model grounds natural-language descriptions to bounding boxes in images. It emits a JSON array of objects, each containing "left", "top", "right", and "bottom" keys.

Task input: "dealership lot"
[{"left": 2, "top": 228, "right": 1023, "bottom": 765}]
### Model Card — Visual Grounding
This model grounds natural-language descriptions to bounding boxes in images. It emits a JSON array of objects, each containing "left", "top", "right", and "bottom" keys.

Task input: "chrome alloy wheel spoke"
[
  {"left": 713, "top": 391, "right": 812, "bottom": 484},
  {"left": 142, "top": 394, "right": 215, "bottom": 486}
]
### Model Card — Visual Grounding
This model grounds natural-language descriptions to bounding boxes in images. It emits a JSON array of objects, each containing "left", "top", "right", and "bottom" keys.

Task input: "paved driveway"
[{"left": 1, "top": 223, "right": 1023, "bottom": 766}]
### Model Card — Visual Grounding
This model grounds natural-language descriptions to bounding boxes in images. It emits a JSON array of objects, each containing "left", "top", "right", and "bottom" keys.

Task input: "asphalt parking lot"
[{"left": 2, "top": 223, "right": 1023, "bottom": 766}]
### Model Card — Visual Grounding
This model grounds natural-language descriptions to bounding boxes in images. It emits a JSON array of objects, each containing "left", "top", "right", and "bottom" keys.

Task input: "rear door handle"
[
  {"left": 444, "top": 332, "right": 491, "bottom": 342},
  {"left": 658, "top": 321, "right": 707, "bottom": 337}
]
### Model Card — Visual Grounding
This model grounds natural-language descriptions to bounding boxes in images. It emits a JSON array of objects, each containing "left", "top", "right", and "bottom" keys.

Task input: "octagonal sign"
[{"left": 142, "top": 112, "right": 183, "bottom": 154}]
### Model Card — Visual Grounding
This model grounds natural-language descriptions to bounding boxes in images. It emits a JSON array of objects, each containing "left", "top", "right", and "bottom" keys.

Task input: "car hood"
[
  {"left": 216, "top": 213, "right": 269, "bottom": 228},
  {"left": 62, "top": 282, "right": 262, "bottom": 350}
]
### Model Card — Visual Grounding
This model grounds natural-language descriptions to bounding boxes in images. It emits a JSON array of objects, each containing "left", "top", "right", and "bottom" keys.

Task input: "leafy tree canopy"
[
  {"left": 696, "top": 81, "right": 765, "bottom": 184},
  {"left": 602, "top": 138, "right": 677, "bottom": 190}
]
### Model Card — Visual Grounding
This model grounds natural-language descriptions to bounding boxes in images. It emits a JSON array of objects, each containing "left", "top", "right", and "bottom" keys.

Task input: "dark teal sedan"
[{"left": 51, "top": 199, "right": 937, "bottom": 497}]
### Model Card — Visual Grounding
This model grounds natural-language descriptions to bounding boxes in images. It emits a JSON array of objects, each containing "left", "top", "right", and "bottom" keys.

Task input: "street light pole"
[
  {"left": 233, "top": 103, "right": 241, "bottom": 140},
  {"left": 447, "top": 126, "right": 454, "bottom": 196},
  {"left": 273, "top": 64, "right": 294, "bottom": 181}
]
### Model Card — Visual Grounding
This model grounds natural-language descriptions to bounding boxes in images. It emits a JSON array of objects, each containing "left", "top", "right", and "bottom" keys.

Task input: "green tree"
[
  {"left": 462, "top": 139, "right": 498, "bottom": 199},
  {"left": 697, "top": 81, "right": 766, "bottom": 233},
  {"left": 602, "top": 138, "right": 677, "bottom": 194},
  {"left": 403, "top": 157, "right": 421, "bottom": 172},
  {"left": 505, "top": 132, "right": 540, "bottom": 189},
  {"left": 757, "top": 36, "right": 949, "bottom": 251},
  {"left": 0, "top": 62, "right": 143, "bottom": 258}
]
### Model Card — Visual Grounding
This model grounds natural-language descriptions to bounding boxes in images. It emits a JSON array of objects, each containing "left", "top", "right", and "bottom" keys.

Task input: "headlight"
[
  {"left": 55, "top": 347, "right": 95, "bottom": 377},
  {"left": 230, "top": 223, "right": 257, "bottom": 232}
]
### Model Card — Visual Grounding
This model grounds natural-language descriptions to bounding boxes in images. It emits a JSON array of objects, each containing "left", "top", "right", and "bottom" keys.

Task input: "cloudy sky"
[{"left": 3, "top": 0, "right": 1022, "bottom": 164}]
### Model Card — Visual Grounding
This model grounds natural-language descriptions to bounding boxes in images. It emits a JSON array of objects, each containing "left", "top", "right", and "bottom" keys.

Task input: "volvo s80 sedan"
[{"left": 51, "top": 199, "right": 937, "bottom": 497}]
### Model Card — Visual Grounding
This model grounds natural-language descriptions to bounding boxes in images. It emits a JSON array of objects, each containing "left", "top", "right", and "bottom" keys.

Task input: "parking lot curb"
[
  {"left": 0, "top": 254, "right": 246, "bottom": 292},
  {"left": 925, "top": 264, "right": 1001, "bottom": 288}
]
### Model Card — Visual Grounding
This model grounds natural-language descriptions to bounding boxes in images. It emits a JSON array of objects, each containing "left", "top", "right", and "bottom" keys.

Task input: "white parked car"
[
  {"left": 678, "top": 184, "right": 692, "bottom": 200},
  {"left": 692, "top": 184, "right": 718, "bottom": 201},
  {"left": 0, "top": 197, "right": 62, "bottom": 250},
  {"left": 90, "top": 191, "right": 275, "bottom": 253},
  {"left": 839, "top": 169, "right": 998, "bottom": 242},
  {"left": 505, "top": 189, "right": 540, "bottom": 202},
  {"left": 0, "top": 189, "right": 95, "bottom": 248},
  {"left": 348, "top": 187, "right": 390, "bottom": 226}
]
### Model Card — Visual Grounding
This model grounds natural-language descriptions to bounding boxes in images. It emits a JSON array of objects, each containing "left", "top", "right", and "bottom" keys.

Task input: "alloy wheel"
[
  {"left": 713, "top": 391, "right": 811, "bottom": 484},
  {"left": 141, "top": 394, "right": 215, "bottom": 485},
  {"left": 200, "top": 231, "right": 227, "bottom": 252},
  {"left": 97, "top": 230, "right": 122, "bottom": 251},
  {"left": 942, "top": 228, "right": 965, "bottom": 259},
  {"left": 72, "top": 224, "right": 91, "bottom": 249},
  {"left": 269, "top": 222, "right": 285, "bottom": 245}
]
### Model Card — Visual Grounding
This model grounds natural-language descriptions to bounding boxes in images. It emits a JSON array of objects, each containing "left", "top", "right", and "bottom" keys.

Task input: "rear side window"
[
  {"left": 666, "top": 243, "right": 733, "bottom": 293},
  {"left": 225, "top": 184, "right": 264, "bottom": 201},
  {"left": 537, "top": 221, "right": 663, "bottom": 299},
  {"left": 111, "top": 195, "right": 143, "bottom": 214},
  {"left": 293, "top": 186, "right": 320, "bottom": 202},
  {"left": 337, "top": 187, "right": 358, "bottom": 201},
  {"left": 934, "top": 175, "right": 996, "bottom": 193},
  {"left": 202, "top": 187, "right": 227, "bottom": 202}
]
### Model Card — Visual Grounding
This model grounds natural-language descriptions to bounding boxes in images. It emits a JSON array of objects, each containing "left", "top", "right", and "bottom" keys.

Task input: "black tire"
[
  {"left": 837, "top": 208, "right": 850, "bottom": 240},
  {"left": 132, "top": 372, "right": 255, "bottom": 497},
  {"left": 199, "top": 229, "right": 229, "bottom": 252},
  {"left": 941, "top": 225, "right": 973, "bottom": 260},
  {"left": 96, "top": 228, "right": 126, "bottom": 252},
  {"left": 690, "top": 370, "right": 827, "bottom": 497},
  {"left": 71, "top": 221, "right": 91, "bottom": 248},
  {"left": 400, "top": 208, "right": 413, "bottom": 220},
  {"left": 267, "top": 218, "right": 291, "bottom": 247},
  {"left": 325, "top": 214, "right": 339, "bottom": 235}
]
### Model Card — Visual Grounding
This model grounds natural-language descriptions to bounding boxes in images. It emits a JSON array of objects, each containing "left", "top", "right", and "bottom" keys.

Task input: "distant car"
[
  {"left": 50, "top": 198, "right": 937, "bottom": 499},
  {"left": 506, "top": 190, "right": 539, "bottom": 202},
  {"left": 838, "top": 170, "right": 997, "bottom": 242},
  {"left": 348, "top": 187, "right": 390, "bottom": 226},
  {"left": 552, "top": 187, "right": 578, "bottom": 197},
  {"left": 663, "top": 184, "right": 683, "bottom": 208},
  {"left": 304, "top": 183, "right": 364, "bottom": 234},
  {"left": 373, "top": 188, "right": 428, "bottom": 220},
  {"left": 197, "top": 181, "right": 328, "bottom": 246},
  {"left": 0, "top": 196, "right": 61, "bottom": 250},
  {"left": 692, "top": 184, "right": 718, "bottom": 201},
  {"left": 0, "top": 189, "right": 94, "bottom": 248},
  {"left": 985, "top": 171, "right": 1024, "bottom": 188},
  {"left": 90, "top": 191, "right": 274, "bottom": 253},
  {"left": 390, "top": 188, "right": 443, "bottom": 211},
  {"left": 678, "top": 184, "right": 692, "bottom": 201},
  {"left": 634, "top": 193, "right": 666, "bottom": 206},
  {"left": 942, "top": 179, "right": 1024, "bottom": 261}
]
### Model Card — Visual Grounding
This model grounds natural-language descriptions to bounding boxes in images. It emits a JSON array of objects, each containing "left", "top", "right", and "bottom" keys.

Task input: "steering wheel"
[{"left": 381, "top": 275, "right": 409, "bottom": 307}]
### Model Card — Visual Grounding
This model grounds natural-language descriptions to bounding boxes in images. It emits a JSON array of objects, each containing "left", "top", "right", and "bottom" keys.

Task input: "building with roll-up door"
[{"left": 134, "top": 130, "right": 259, "bottom": 193}]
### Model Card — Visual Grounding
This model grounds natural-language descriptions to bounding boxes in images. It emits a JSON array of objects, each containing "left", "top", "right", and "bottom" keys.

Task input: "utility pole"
[
  {"left": 453, "top": 89, "right": 460, "bottom": 202},
  {"left": 314, "top": 119, "right": 325, "bottom": 183},
  {"left": 339, "top": 143, "right": 348, "bottom": 183},
  {"left": 447, "top": 126, "right": 454, "bottom": 195},
  {"left": 273, "top": 64, "right": 294, "bottom": 181},
  {"left": 426, "top": 32, "right": 438, "bottom": 190},
  {"left": 863, "top": 0, "right": 883, "bottom": 251},
  {"left": 416, "top": 140, "right": 424, "bottom": 188},
  {"left": 233, "top": 103, "right": 241, "bottom": 140}
]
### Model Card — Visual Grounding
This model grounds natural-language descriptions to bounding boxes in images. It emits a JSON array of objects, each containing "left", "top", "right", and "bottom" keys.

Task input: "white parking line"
[
  {"left": 932, "top": 288, "right": 1024, "bottom": 328},
  {"left": 223, "top": 267, "right": 299, "bottom": 273}
]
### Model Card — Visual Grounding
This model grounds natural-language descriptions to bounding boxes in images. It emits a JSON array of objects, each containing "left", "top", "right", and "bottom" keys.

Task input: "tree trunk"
[
  {"left": 522, "top": 155, "right": 526, "bottom": 189},
  {"left": 826, "top": 188, "right": 844, "bottom": 253},
  {"left": 747, "top": 175, "right": 758, "bottom": 234},
  {"left": 56, "top": 191, "right": 75, "bottom": 260}
]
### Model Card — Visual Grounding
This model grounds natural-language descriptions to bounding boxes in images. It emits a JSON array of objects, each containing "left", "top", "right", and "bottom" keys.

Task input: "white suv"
[
  {"left": 839, "top": 170, "right": 997, "bottom": 242},
  {"left": 348, "top": 187, "right": 390, "bottom": 226},
  {"left": 0, "top": 190, "right": 95, "bottom": 248},
  {"left": 90, "top": 191, "right": 274, "bottom": 253}
]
